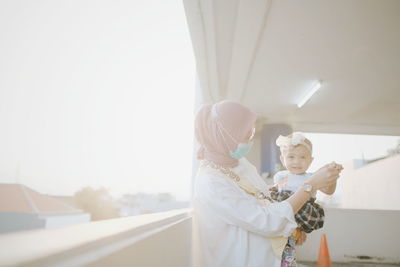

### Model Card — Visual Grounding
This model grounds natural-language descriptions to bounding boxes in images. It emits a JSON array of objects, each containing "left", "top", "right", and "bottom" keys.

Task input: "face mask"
[{"left": 229, "top": 140, "right": 254, "bottom": 159}]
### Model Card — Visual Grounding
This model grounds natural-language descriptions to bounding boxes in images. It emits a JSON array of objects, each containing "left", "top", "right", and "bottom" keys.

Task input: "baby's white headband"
[{"left": 276, "top": 132, "right": 312, "bottom": 153}]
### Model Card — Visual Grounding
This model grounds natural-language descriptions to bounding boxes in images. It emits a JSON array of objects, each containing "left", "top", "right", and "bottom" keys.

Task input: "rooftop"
[{"left": 0, "top": 183, "right": 81, "bottom": 214}]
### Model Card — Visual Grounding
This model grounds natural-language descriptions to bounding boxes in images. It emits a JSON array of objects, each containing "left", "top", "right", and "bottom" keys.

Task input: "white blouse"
[{"left": 193, "top": 158, "right": 297, "bottom": 267}]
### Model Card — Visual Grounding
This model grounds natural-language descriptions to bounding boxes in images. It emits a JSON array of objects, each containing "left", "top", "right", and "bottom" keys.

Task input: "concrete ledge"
[{"left": 0, "top": 209, "right": 192, "bottom": 267}]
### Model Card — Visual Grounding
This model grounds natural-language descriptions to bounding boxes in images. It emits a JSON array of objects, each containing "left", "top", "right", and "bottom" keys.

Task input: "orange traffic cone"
[{"left": 316, "top": 234, "right": 332, "bottom": 267}]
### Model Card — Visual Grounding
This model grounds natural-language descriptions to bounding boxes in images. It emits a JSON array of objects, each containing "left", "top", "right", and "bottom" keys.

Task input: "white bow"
[{"left": 276, "top": 132, "right": 312, "bottom": 152}]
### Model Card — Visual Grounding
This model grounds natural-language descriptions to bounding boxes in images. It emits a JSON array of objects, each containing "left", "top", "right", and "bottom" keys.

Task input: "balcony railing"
[
  {"left": 0, "top": 209, "right": 192, "bottom": 267},
  {"left": 1, "top": 207, "right": 399, "bottom": 266}
]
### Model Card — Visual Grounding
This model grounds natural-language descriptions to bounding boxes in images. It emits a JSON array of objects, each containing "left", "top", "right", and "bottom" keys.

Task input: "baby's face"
[{"left": 280, "top": 145, "right": 313, "bottom": 175}]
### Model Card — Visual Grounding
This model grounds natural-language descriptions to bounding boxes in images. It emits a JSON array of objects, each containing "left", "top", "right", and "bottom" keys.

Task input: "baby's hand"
[
  {"left": 294, "top": 229, "right": 307, "bottom": 245},
  {"left": 327, "top": 161, "right": 343, "bottom": 171}
]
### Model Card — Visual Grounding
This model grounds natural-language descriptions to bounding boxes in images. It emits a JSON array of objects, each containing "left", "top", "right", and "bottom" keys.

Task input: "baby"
[{"left": 271, "top": 132, "right": 337, "bottom": 267}]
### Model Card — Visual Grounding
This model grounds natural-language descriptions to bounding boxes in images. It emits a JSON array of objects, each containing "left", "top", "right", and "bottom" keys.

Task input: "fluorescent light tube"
[{"left": 297, "top": 80, "right": 322, "bottom": 108}]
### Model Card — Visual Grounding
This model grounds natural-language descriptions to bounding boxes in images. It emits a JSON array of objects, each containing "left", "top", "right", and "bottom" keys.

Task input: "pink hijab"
[{"left": 195, "top": 100, "right": 257, "bottom": 168}]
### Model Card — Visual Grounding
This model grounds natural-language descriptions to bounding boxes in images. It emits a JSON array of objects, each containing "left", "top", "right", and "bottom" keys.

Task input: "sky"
[
  {"left": 307, "top": 133, "right": 399, "bottom": 172},
  {"left": 0, "top": 0, "right": 196, "bottom": 200},
  {"left": 0, "top": 1, "right": 399, "bottom": 202}
]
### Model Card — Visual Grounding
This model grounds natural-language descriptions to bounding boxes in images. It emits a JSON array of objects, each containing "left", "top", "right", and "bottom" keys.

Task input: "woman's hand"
[
  {"left": 287, "top": 162, "right": 343, "bottom": 213},
  {"left": 307, "top": 162, "right": 343, "bottom": 191}
]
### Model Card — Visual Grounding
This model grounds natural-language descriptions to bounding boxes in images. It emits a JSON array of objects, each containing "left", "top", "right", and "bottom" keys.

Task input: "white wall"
[
  {"left": 43, "top": 213, "right": 90, "bottom": 229},
  {"left": 86, "top": 216, "right": 192, "bottom": 267},
  {"left": 297, "top": 208, "right": 400, "bottom": 264},
  {"left": 340, "top": 155, "right": 400, "bottom": 210}
]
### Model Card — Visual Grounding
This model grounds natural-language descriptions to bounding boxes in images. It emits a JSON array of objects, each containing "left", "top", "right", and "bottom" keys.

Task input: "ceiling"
[{"left": 184, "top": 0, "right": 400, "bottom": 135}]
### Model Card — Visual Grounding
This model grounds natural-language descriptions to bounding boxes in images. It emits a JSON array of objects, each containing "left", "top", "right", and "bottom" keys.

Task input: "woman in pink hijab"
[
  {"left": 195, "top": 100, "right": 257, "bottom": 168},
  {"left": 193, "top": 100, "right": 342, "bottom": 267}
]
